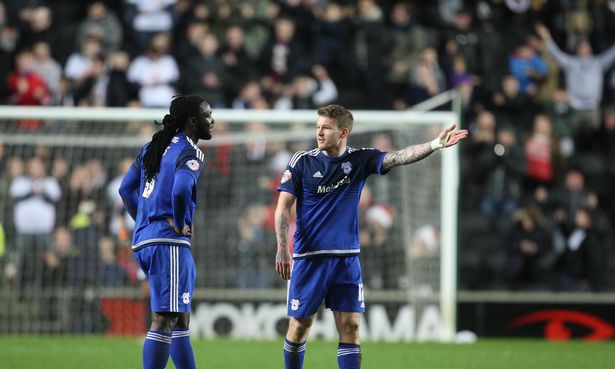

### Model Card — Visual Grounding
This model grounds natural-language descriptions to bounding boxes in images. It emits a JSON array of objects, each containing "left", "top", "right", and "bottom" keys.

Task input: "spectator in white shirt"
[
  {"left": 64, "top": 36, "right": 103, "bottom": 82},
  {"left": 127, "top": 32, "right": 179, "bottom": 107},
  {"left": 9, "top": 156, "right": 61, "bottom": 291}
]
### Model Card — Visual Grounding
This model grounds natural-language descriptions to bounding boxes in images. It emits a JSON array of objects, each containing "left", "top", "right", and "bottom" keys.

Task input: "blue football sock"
[
  {"left": 283, "top": 338, "right": 306, "bottom": 369},
  {"left": 170, "top": 329, "right": 197, "bottom": 369},
  {"left": 337, "top": 342, "right": 361, "bottom": 369},
  {"left": 143, "top": 330, "right": 171, "bottom": 369}
]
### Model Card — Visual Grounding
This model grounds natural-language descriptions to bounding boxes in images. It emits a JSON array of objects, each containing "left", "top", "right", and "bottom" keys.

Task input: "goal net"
[{"left": 0, "top": 105, "right": 458, "bottom": 340}]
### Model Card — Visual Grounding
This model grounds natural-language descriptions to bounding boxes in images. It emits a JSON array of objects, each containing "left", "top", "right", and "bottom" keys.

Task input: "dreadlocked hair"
[{"left": 143, "top": 95, "right": 205, "bottom": 182}]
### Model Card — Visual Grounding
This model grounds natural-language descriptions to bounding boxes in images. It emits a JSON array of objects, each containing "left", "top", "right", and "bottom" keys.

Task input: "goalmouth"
[{"left": 0, "top": 92, "right": 460, "bottom": 340}]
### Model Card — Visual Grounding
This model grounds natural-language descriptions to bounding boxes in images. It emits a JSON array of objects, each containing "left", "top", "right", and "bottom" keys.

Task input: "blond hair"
[{"left": 317, "top": 105, "right": 354, "bottom": 132}]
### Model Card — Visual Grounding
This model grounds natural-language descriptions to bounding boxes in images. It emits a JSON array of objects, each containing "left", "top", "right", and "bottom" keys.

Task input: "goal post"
[{"left": 0, "top": 98, "right": 459, "bottom": 340}]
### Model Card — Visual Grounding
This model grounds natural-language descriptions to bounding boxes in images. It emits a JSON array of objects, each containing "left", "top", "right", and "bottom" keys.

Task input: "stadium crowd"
[{"left": 0, "top": 0, "right": 614, "bottom": 302}]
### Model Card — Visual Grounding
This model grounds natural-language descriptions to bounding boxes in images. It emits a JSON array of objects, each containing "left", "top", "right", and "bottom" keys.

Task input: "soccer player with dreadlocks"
[{"left": 119, "top": 95, "right": 215, "bottom": 369}]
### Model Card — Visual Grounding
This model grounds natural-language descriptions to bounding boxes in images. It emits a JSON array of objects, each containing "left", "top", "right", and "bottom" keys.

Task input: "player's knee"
[
  {"left": 288, "top": 316, "right": 314, "bottom": 335},
  {"left": 175, "top": 312, "right": 190, "bottom": 329},
  {"left": 340, "top": 317, "right": 360, "bottom": 336},
  {"left": 342, "top": 321, "right": 359, "bottom": 335},
  {"left": 151, "top": 312, "right": 179, "bottom": 332}
]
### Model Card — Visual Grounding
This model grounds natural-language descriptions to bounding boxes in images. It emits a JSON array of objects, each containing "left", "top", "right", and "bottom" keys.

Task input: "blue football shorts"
[
  {"left": 287, "top": 256, "right": 365, "bottom": 318},
  {"left": 134, "top": 244, "right": 196, "bottom": 313}
]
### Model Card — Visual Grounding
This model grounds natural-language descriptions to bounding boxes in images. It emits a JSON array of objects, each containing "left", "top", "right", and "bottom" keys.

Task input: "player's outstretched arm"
[
  {"left": 275, "top": 191, "right": 296, "bottom": 280},
  {"left": 382, "top": 123, "right": 468, "bottom": 171}
]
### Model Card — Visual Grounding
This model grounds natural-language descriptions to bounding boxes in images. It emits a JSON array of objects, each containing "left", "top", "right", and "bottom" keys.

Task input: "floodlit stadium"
[{"left": 1, "top": 1, "right": 615, "bottom": 369}]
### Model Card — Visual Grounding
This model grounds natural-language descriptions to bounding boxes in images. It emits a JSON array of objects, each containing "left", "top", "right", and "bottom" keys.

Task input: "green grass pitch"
[{"left": 0, "top": 336, "right": 613, "bottom": 369}]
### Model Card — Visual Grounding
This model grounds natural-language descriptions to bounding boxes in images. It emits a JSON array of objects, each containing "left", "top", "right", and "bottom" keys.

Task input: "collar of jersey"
[{"left": 318, "top": 146, "right": 349, "bottom": 161}]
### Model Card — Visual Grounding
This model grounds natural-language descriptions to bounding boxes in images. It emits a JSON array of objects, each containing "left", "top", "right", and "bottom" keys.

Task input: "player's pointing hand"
[{"left": 430, "top": 124, "right": 469, "bottom": 150}]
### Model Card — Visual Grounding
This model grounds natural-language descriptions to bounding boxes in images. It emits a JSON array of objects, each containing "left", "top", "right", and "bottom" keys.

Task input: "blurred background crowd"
[{"left": 0, "top": 0, "right": 614, "bottom": 301}]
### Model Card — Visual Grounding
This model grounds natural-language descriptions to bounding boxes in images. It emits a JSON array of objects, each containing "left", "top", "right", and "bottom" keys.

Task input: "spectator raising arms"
[{"left": 536, "top": 24, "right": 615, "bottom": 139}]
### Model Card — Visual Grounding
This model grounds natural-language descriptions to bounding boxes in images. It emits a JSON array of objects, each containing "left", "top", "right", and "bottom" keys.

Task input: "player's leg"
[
  {"left": 135, "top": 245, "right": 188, "bottom": 369},
  {"left": 169, "top": 246, "right": 197, "bottom": 369},
  {"left": 144, "top": 311, "right": 177, "bottom": 369},
  {"left": 333, "top": 311, "right": 362, "bottom": 369},
  {"left": 333, "top": 311, "right": 361, "bottom": 343},
  {"left": 284, "top": 315, "right": 315, "bottom": 369},
  {"left": 170, "top": 312, "right": 196, "bottom": 369},
  {"left": 286, "top": 315, "right": 315, "bottom": 342},
  {"left": 284, "top": 258, "right": 332, "bottom": 369},
  {"left": 325, "top": 256, "right": 365, "bottom": 369}
]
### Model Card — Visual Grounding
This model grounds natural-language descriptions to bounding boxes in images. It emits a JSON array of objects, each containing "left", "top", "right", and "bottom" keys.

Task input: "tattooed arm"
[
  {"left": 382, "top": 124, "right": 468, "bottom": 171},
  {"left": 382, "top": 142, "right": 434, "bottom": 171},
  {"left": 275, "top": 191, "right": 296, "bottom": 280}
]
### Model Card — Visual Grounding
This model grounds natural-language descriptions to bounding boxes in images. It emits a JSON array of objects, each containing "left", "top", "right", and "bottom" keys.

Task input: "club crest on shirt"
[
  {"left": 186, "top": 159, "right": 200, "bottom": 171},
  {"left": 342, "top": 161, "right": 352, "bottom": 174},
  {"left": 281, "top": 170, "right": 292, "bottom": 184}
]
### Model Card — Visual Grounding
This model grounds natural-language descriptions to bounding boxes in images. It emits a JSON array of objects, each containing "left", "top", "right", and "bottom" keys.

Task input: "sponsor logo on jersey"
[
  {"left": 186, "top": 159, "right": 200, "bottom": 171},
  {"left": 313, "top": 171, "right": 323, "bottom": 178},
  {"left": 281, "top": 170, "right": 292, "bottom": 184},
  {"left": 342, "top": 161, "right": 352, "bottom": 174},
  {"left": 317, "top": 175, "right": 350, "bottom": 194},
  {"left": 291, "top": 299, "right": 300, "bottom": 311},
  {"left": 172, "top": 137, "right": 179, "bottom": 143}
]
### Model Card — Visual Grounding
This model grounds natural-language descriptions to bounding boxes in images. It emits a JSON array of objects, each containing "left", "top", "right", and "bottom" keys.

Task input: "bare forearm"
[
  {"left": 382, "top": 142, "right": 434, "bottom": 170},
  {"left": 275, "top": 209, "right": 291, "bottom": 250},
  {"left": 274, "top": 203, "right": 293, "bottom": 280}
]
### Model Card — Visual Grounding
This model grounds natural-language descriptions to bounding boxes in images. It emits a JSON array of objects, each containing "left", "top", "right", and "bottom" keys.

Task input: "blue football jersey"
[
  {"left": 130, "top": 134, "right": 205, "bottom": 250},
  {"left": 277, "top": 147, "right": 388, "bottom": 258}
]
